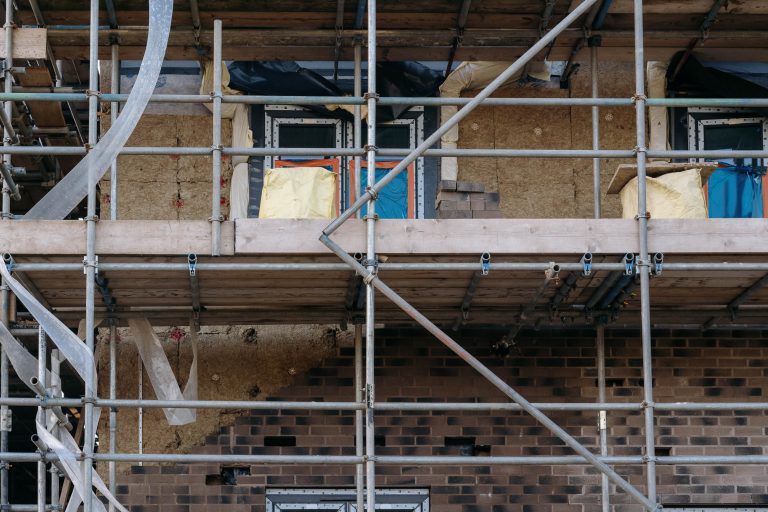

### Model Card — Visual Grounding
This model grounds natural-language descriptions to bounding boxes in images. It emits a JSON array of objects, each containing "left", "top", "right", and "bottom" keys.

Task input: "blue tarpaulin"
[
  {"left": 707, "top": 164, "right": 766, "bottom": 218},
  {"left": 356, "top": 167, "right": 409, "bottom": 219}
]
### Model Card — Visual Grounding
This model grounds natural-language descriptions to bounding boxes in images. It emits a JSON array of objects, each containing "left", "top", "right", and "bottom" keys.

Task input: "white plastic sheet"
[
  {"left": 439, "top": 61, "right": 550, "bottom": 180},
  {"left": 620, "top": 168, "right": 708, "bottom": 219},
  {"left": 23, "top": 0, "right": 174, "bottom": 220},
  {"left": 128, "top": 318, "right": 197, "bottom": 425},
  {"left": 229, "top": 162, "right": 250, "bottom": 220},
  {"left": 0, "top": 262, "right": 95, "bottom": 392}
]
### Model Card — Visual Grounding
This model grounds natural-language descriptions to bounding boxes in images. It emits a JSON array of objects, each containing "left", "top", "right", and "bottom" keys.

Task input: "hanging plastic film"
[
  {"left": 35, "top": 409, "right": 129, "bottom": 512},
  {"left": 0, "top": 261, "right": 95, "bottom": 392},
  {"left": 129, "top": 318, "right": 198, "bottom": 425},
  {"left": 23, "top": 0, "right": 174, "bottom": 220}
]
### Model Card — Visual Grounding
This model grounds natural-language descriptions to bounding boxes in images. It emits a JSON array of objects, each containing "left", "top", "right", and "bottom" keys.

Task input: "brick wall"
[{"left": 115, "top": 327, "right": 768, "bottom": 512}]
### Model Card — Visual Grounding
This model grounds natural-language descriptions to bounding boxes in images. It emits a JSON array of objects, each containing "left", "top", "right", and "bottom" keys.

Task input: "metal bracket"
[
  {"left": 580, "top": 252, "right": 592, "bottom": 277},
  {"left": 188, "top": 253, "right": 197, "bottom": 277},
  {"left": 598, "top": 410, "right": 607, "bottom": 430},
  {"left": 545, "top": 262, "right": 560, "bottom": 282},
  {"left": 365, "top": 186, "right": 379, "bottom": 201},
  {"left": 623, "top": 253, "right": 636, "bottom": 276},
  {"left": 0, "top": 409, "right": 11, "bottom": 432},
  {"left": 83, "top": 255, "right": 99, "bottom": 275},
  {"left": 2, "top": 253, "right": 14, "bottom": 273},
  {"left": 363, "top": 144, "right": 378, "bottom": 153},
  {"left": 365, "top": 383, "right": 374, "bottom": 408},
  {"left": 651, "top": 253, "right": 664, "bottom": 276},
  {"left": 363, "top": 92, "right": 380, "bottom": 102},
  {"left": 480, "top": 252, "right": 491, "bottom": 276}
]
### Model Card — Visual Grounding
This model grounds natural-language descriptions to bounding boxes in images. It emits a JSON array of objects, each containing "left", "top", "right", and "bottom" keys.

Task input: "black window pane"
[{"left": 279, "top": 125, "right": 336, "bottom": 148}]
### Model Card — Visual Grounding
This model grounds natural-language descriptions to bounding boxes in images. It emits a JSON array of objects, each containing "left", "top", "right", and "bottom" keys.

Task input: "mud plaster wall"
[
  {"left": 458, "top": 61, "right": 637, "bottom": 218},
  {"left": 98, "top": 64, "right": 234, "bottom": 220},
  {"left": 95, "top": 324, "right": 348, "bottom": 473},
  {"left": 98, "top": 115, "right": 234, "bottom": 220}
]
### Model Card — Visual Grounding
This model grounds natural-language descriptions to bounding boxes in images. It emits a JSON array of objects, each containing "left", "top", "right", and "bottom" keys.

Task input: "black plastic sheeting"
[
  {"left": 668, "top": 52, "right": 768, "bottom": 115},
  {"left": 227, "top": 60, "right": 443, "bottom": 122}
]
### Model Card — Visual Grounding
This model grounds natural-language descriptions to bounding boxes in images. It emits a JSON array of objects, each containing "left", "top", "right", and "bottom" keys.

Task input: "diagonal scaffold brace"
[{"left": 319, "top": 0, "right": 660, "bottom": 510}]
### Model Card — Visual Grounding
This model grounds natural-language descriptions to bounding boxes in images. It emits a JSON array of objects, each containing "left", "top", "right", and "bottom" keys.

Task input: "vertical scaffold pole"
[
  {"left": 108, "top": 322, "right": 118, "bottom": 512},
  {"left": 591, "top": 44, "right": 601, "bottom": 219},
  {"left": 364, "top": 1, "right": 377, "bottom": 510},
  {"left": 211, "top": 20, "right": 223, "bottom": 256},
  {"left": 353, "top": 43, "right": 362, "bottom": 219},
  {"left": 37, "top": 327, "right": 46, "bottom": 512},
  {"left": 633, "top": 0, "right": 658, "bottom": 507},
  {"left": 83, "top": 0, "right": 100, "bottom": 510},
  {"left": 50, "top": 349, "right": 61, "bottom": 511},
  {"left": 596, "top": 325, "right": 609, "bottom": 512},
  {"left": 0, "top": 0, "right": 12, "bottom": 505},
  {"left": 110, "top": 44, "right": 120, "bottom": 220},
  {"left": 354, "top": 325, "right": 364, "bottom": 512}
]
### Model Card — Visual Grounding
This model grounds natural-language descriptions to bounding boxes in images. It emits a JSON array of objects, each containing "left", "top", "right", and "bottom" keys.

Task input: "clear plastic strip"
[{"left": 23, "top": 0, "right": 174, "bottom": 220}]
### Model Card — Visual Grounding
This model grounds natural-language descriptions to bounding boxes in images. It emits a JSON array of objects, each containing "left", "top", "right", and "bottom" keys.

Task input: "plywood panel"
[{"left": 0, "top": 28, "right": 47, "bottom": 58}]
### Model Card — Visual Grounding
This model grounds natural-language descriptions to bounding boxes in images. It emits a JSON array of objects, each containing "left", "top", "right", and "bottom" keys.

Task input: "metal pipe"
[
  {"left": 83, "top": 0, "right": 99, "bottom": 510},
  {"left": 36, "top": 329, "right": 46, "bottom": 512},
  {"left": 12, "top": 260, "right": 768, "bottom": 273},
  {"left": 0, "top": 107, "right": 17, "bottom": 146},
  {"left": 1, "top": 145, "right": 766, "bottom": 159},
  {"left": 0, "top": 0, "right": 12, "bottom": 505},
  {"left": 7, "top": 451, "right": 768, "bottom": 466},
  {"left": 591, "top": 45, "right": 601, "bottom": 219},
  {"left": 596, "top": 325, "right": 609, "bottom": 512},
  {"left": 364, "top": 1, "right": 377, "bottom": 509},
  {"left": 353, "top": 44, "right": 362, "bottom": 219},
  {"left": 108, "top": 322, "right": 117, "bottom": 512},
  {"left": 110, "top": 44, "right": 120, "bottom": 220},
  {"left": 189, "top": 0, "right": 201, "bottom": 30},
  {"left": 354, "top": 325, "right": 364, "bottom": 512},
  {"left": 211, "top": 20, "right": 223, "bottom": 256},
  {"left": 0, "top": 164, "right": 19, "bottom": 201},
  {"left": 633, "top": 0, "right": 658, "bottom": 508},
  {"left": 48, "top": 350, "right": 60, "bottom": 512},
  {"left": 2, "top": 90, "right": 768, "bottom": 108},
  {"left": 137, "top": 353, "right": 143, "bottom": 464},
  {"left": 322, "top": 0, "right": 602, "bottom": 237},
  {"left": 320, "top": 234, "right": 657, "bottom": 512}
]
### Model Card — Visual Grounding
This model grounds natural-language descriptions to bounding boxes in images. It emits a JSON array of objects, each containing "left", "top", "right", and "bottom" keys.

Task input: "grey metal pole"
[
  {"left": 364, "top": 2, "right": 377, "bottom": 510},
  {"left": 137, "top": 353, "right": 143, "bottom": 465},
  {"left": 36, "top": 327, "right": 46, "bottom": 512},
  {"left": 633, "top": 0, "right": 658, "bottom": 508},
  {"left": 83, "top": 0, "right": 99, "bottom": 510},
  {"left": 0, "top": 0, "right": 12, "bottom": 504},
  {"left": 354, "top": 325, "right": 364, "bottom": 512},
  {"left": 319, "top": 234, "right": 658, "bottom": 512},
  {"left": 108, "top": 322, "right": 117, "bottom": 512},
  {"left": 596, "top": 325, "right": 609, "bottom": 512},
  {"left": 49, "top": 350, "right": 60, "bottom": 512},
  {"left": 211, "top": 20, "right": 223, "bottom": 256},
  {"left": 322, "top": 0, "right": 601, "bottom": 236},
  {"left": 591, "top": 45, "right": 601, "bottom": 219},
  {"left": 110, "top": 44, "right": 119, "bottom": 220},
  {"left": 353, "top": 44, "right": 362, "bottom": 220}
]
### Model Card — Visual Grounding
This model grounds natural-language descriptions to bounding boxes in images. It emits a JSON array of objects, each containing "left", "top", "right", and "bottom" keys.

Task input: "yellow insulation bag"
[
  {"left": 259, "top": 167, "right": 337, "bottom": 219},
  {"left": 619, "top": 168, "right": 707, "bottom": 219}
]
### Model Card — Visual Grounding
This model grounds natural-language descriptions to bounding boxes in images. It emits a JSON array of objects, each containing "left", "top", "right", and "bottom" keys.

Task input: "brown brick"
[
  {"left": 456, "top": 180, "right": 485, "bottom": 193},
  {"left": 470, "top": 198, "right": 486, "bottom": 210},
  {"left": 437, "top": 199, "right": 471, "bottom": 211},
  {"left": 438, "top": 179, "right": 457, "bottom": 191},
  {"left": 436, "top": 190, "right": 470, "bottom": 203}
]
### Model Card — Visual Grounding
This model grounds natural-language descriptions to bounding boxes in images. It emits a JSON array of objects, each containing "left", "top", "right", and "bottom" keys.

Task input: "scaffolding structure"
[{"left": 0, "top": 0, "right": 766, "bottom": 511}]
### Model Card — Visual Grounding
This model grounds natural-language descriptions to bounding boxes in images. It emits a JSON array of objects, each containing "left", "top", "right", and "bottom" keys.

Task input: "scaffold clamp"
[
  {"left": 652, "top": 253, "right": 664, "bottom": 276},
  {"left": 188, "top": 253, "right": 198, "bottom": 277},
  {"left": 623, "top": 253, "right": 636, "bottom": 276},
  {"left": 2, "top": 253, "right": 14, "bottom": 273},
  {"left": 581, "top": 252, "right": 592, "bottom": 277},
  {"left": 480, "top": 252, "right": 491, "bottom": 276}
]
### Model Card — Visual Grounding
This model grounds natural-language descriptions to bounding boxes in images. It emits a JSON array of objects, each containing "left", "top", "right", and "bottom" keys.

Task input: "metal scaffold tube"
[
  {"left": 36, "top": 327, "right": 46, "bottom": 512},
  {"left": 596, "top": 325, "right": 609, "bottom": 512},
  {"left": 211, "top": 20, "right": 223, "bottom": 256},
  {"left": 364, "top": 2, "right": 377, "bottom": 510},
  {"left": 0, "top": 0, "right": 12, "bottom": 505},
  {"left": 591, "top": 45, "right": 601, "bottom": 219},
  {"left": 83, "top": 0, "right": 99, "bottom": 510},
  {"left": 108, "top": 322, "right": 117, "bottom": 512},
  {"left": 354, "top": 325, "right": 364, "bottom": 512},
  {"left": 110, "top": 44, "right": 120, "bottom": 220},
  {"left": 633, "top": 0, "right": 658, "bottom": 508}
]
